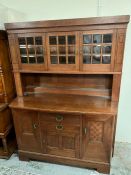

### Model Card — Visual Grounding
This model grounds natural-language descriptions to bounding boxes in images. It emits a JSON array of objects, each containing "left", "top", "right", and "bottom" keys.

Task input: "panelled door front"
[
  {"left": 80, "top": 30, "right": 116, "bottom": 72},
  {"left": 82, "top": 114, "right": 115, "bottom": 163},
  {"left": 12, "top": 109, "right": 42, "bottom": 153},
  {"left": 47, "top": 32, "right": 79, "bottom": 71},
  {"left": 17, "top": 33, "right": 47, "bottom": 71}
]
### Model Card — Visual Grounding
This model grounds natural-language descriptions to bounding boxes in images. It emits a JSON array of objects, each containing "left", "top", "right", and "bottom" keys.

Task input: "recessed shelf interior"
[{"left": 21, "top": 73, "right": 113, "bottom": 98}]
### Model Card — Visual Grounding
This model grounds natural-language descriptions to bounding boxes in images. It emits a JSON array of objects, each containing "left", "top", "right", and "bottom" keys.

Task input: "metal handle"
[
  {"left": 56, "top": 115, "right": 63, "bottom": 122},
  {"left": 56, "top": 124, "right": 63, "bottom": 130},
  {"left": 33, "top": 123, "right": 38, "bottom": 129}
]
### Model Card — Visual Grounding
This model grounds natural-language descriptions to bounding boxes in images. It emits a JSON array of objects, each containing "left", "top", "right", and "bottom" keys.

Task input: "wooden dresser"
[
  {"left": 0, "top": 30, "right": 16, "bottom": 158},
  {"left": 5, "top": 15, "right": 129, "bottom": 173}
]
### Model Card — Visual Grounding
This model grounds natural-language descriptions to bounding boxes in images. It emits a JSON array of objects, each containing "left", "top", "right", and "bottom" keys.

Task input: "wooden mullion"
[
  {"left": 34, "top": 37, "right": 37, "bottom": 64},
  {"left": 100, "top": 45, "right": 102, "bottom": 64},
  {"left": 25, "top": 38, "right": 29, "bottom": 64},
  {"left": 56, "top": 36, "right": 59, "bottom": 64},
  {"left": 91, "top": 45, "right": 93, "bottom": 64},
  {"left": 66, "top": 35, "right": 68, "bottom": 64},
  {"left": 46, "top": 33, "right": 50, "bottom": 70}
]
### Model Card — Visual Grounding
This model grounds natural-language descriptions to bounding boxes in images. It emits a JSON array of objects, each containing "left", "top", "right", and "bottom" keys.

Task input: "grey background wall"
[{"left": 0, "top": 0, "right": 131, "bottom": 143}]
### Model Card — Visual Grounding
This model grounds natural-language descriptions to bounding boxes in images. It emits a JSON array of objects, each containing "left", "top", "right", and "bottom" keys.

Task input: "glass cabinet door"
[
  {"left": 80, "top": 30, "right": 116, "bottom": 72},
  {"left": 17, "top": 33, "right": 47, "bottom": 71},
  {"left": 47, "top": 32, "right": 79, "bottom": 71}
]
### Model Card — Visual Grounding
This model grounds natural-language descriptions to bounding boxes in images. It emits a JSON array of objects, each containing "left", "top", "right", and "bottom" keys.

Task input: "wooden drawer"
[{"left": 39, "top": 112, "right": 81, "bottom": 126}]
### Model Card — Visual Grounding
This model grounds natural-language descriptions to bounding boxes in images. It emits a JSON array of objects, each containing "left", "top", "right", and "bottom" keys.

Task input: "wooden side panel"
[
  {"left": 114, "top": 29, "right": 127, "bottom": 72},
  {"left": 8, "top": 34, "right": 23, "bottom": 96},
  {"left": 112, "top": 74, "right": 122, "bottom": 102}
]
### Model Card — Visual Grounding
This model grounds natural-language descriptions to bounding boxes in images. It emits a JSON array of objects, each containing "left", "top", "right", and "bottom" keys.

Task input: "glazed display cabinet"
[
  {"left": 0, "top": 31, "right": 16, "bottom": 158},
  {"left": 5, "top": 15, "right": 130, "bottom": 173}
]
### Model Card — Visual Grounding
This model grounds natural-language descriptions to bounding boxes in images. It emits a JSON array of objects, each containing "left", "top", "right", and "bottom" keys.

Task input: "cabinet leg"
[
  {"left": 19, "top": 155, "right": 29, "bottom": 161},
  {"left": 97, "top": 165, "right": 110, "bottom": 174}
]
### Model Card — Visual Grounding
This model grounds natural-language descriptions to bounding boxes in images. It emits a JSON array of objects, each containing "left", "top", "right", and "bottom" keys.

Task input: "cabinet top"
[
  {"left": 9, "top": 94, "right": 118, "bottom": 115},
  {"left": 5, "top": 15, "right": 130, "bottom": 31}
]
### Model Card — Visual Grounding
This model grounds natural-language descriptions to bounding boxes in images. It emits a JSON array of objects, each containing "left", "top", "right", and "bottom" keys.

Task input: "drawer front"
[{"left": 39, "top": 112, "right": 80, "bottom": 126}]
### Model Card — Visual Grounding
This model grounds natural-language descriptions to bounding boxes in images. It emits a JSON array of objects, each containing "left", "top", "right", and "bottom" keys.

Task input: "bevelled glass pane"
[
  {"left": 83, "top": 55, "right": 91, "bottom": 64},
  {"left": 19, "top": 38, "right": 26, "bottom": 45},
  {"left": 59, "top": 56, "right": 66, "bottom": 64},
  {"left": 20, "top": 48, "right": 26, "bottom": 55},
  {"left": 83, "top": 46, "right": 91, "bottom": 54},
  {"left": 27, "top": 37, "right": 34, "bottom": 45},
  {"left": 68, "top": 56, "right": 75, "bottom": 64},
  {"left": 83, "top": 35, "right": 92, "bottom": 44},
  {"left": 21, "top": 56, "right": 28, "bottom": 63},
  {"left": 36, "top": 47, "right": 43, "bottom": 54},
  {"left": 35, "top": 37, "right": 42, "bottom": 45},
  {"left": 37, "top": 56, "right": 44, "bottom": 63},
  {"left": 49, "top": 36, "right": 57, "bottom": 45},
  {"left": 92, "top": 55, "right": 101, "bottom": 64},
  {"left": 102, "top": 46, "right": 112, "bottom": 54},
  {"left": 103, "top": 34, "right": 112, "bottom": 43},
  {"left": 102, "top": 56, "right": 111, "bottom": 64},
  {"left": 68, "top": 35, "right": 75, "bottom": 44},
  {"left": 93, "top": 34, "right": 102, "bottom": 43},
  {"left": 28, "top": 47, "right": 35, "bottom": 54},
  {"left": 50, "top": 46, "right": 57, "bottom": 54},
  {"left": 59, "top": 46, "right": 66, "bottom": 54},
  {"left": 58, "top": 36, "right": 66, "bottom": 45},
  {"left": 29, "top": 56, "right": 36, "bottom": 63},
  {"left": 93, "top": 46, "right": 101, "bottom": 54},
  {"left": 68, "top": 46, "right": 75, "bottom": 54},
  {"left": 51, "top": 56, "right": 58, "bottom": 64}
]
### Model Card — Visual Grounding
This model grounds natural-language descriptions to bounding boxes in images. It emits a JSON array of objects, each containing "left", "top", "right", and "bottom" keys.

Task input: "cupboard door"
[
  {"left": 82, "top": 114, "right": 115, "bottom": 163},
  {"left": 80, "top": 30, "right": 116, "bottom": 72},
  {"left": 47, "top": 32, "right": 79, "bottom": 71},
  {"left": 39, "top": 113, "right": 80, "bottom": 158},
  {"left": 17, "top": 33, "right": 47, "bottom": 71},
  {"left": 12, "top": 110, "right": 42, "bottom": 153}
]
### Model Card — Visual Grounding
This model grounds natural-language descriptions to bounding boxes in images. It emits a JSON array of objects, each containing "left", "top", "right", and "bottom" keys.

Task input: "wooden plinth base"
[{"left": 19, "top": 151, "right": 110, "bottom": 174}]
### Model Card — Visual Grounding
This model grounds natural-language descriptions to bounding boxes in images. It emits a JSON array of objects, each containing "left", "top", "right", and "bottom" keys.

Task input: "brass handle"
[
  {"left": 33, "top": 123, "right": 38, "bottom": 129},
  {"left": 56, "top": 115, "right": 63, "bottom": 122},
  {"left": 56, "top": 125, "right": 63, "bottom": 130}
]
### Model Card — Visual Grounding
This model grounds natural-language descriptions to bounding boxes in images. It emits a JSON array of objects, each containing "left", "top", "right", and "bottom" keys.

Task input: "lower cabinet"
[
  {"left": 12, "top": 109, "right": 115, "bottom": 173},
  {"left": 82, "top": 114, "right": 115, "bottom": 163},
  {"left": 39, "top": 113, "right": 81, "bottom": 158},
  {"left": 12, "top": 110, "right": 42, "bottom": 153}
]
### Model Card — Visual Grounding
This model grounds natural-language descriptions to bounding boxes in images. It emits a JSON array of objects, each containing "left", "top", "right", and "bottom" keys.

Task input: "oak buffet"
[{"left": 5, "top": 15, "right": 130, "bottom": 173}]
